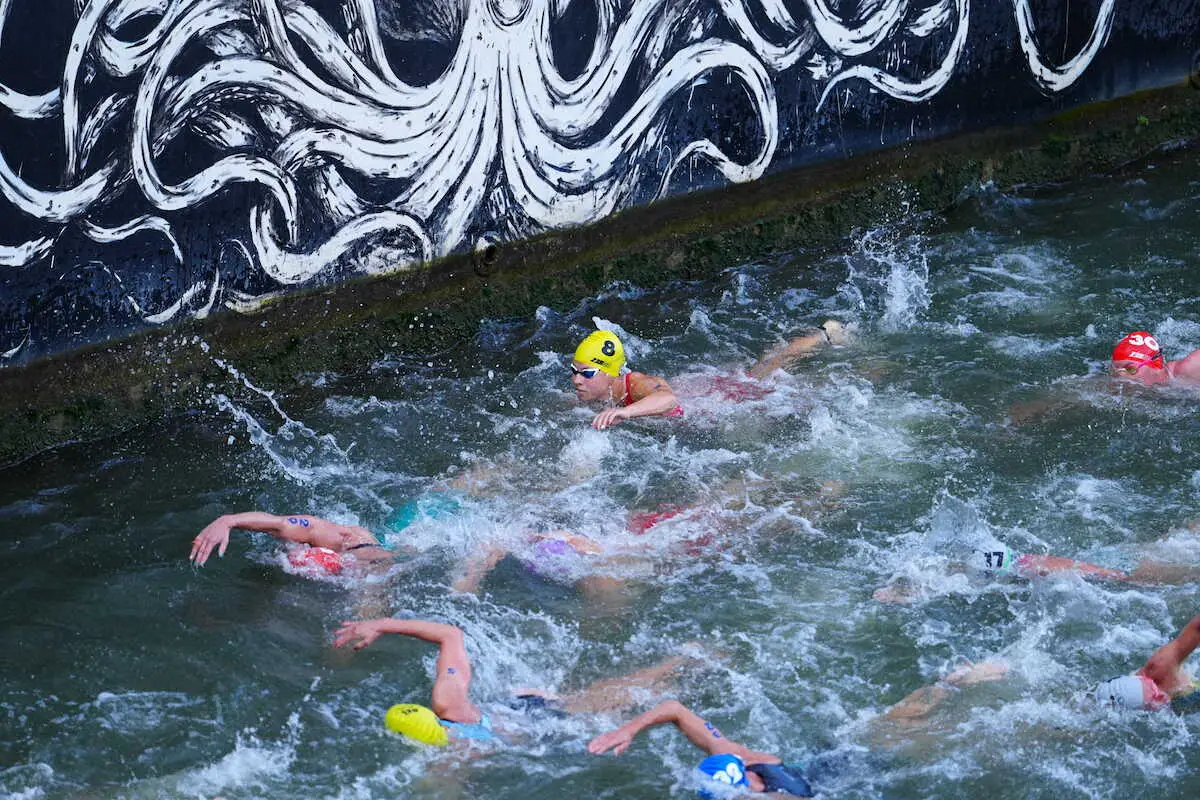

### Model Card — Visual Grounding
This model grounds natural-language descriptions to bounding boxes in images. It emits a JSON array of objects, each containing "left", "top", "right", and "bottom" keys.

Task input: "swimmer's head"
[
  {"left": 385, "top": 703, "right": 450, "bottom": 745},
  {"left": 695, "top": 753, "right": 750, "bottom": 798},
  {"left": 1111, "top": 331, "right": 1165, "bottom": 374},
  {"left": 1092, "top": 674, "right": 1171, "bottom": 711},
  {"left": 573, "top": 331, "right": 625, "bottom": 377}
]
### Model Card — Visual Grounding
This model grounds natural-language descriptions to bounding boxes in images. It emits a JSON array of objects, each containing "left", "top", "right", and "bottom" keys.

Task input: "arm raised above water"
[{"left": 189, "top": 512, "right": 352, "bottom": 566}]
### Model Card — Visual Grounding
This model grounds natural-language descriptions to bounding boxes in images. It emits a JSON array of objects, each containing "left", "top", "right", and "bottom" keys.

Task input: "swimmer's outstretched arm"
[
  {"left": 880, "top": 661, "right": 1008, "bottom": 723},
  {"left": 592, "top": 373, "right": 679, "bottom": 430},
  {"left": 189, "top": 512, "right": 345, "bottom": 566},
  {"left": 747, "top": 321, "right": 847, "bottom": 380},
  {"left": 334, "top": 618, "right": 480, "bottom": 723},
  {"left": 588, "top": 700, "right": 771, "bottom": 762},
  {"left": 1139, "top": 615, "right": 1200, "bottom": 694}
]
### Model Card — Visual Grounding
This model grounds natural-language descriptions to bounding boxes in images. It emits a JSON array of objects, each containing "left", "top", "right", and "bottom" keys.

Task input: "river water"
[{"left": 3, "top": 149, "right": 1200, "bottom": 799}]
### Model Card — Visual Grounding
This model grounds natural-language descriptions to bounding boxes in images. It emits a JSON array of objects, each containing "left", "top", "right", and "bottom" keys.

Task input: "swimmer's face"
[
  {"left": 1110, "top": 359, "right": 1167, "bottom": 384},
  {"left": 570, "top": 360, "right": 612, "bottom": 402}
]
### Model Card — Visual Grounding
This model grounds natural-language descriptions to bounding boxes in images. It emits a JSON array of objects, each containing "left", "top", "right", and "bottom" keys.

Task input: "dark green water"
[{"left": 3, "top": 150, "right": 1200, "bottom": 799}]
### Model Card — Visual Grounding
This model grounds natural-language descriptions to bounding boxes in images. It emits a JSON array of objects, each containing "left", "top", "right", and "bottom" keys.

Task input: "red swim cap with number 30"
[{"left": 1112, "top": 331, "right": 1164, "bottom": 367}]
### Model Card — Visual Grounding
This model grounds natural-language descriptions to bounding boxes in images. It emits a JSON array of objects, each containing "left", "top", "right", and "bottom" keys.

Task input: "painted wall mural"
[{"left": 0, "top": 0, "right": 1192, "bottom": 362}]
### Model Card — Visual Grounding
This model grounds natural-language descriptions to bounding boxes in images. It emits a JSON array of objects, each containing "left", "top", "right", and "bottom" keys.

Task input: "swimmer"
[
  {"left": 588, "top": 661, "right": 1006, "bottom": 796},
  {"left": 873, "top": 544, "right": 1200, "bottom": 604},
  {"left": 1008, "top": 330, "right": 1200, "bottom": 425},
  {"left": 189, "top": 512, "right": 398, "bottom": 574},
  {"left": 570, "top": 330, "right": 682, "bottom": 429},
  {"left": 1110, "top": 330, "right": 1200, "bottom": 385},
  {"left": 1093, "top": 614, "right": 1200, "bottom": 713},
  {"left": 588, "top": 699, "right": 814, "bottom": 797},
  {"left": 333, "top": 617, "right": 700, "bottom": 746}
]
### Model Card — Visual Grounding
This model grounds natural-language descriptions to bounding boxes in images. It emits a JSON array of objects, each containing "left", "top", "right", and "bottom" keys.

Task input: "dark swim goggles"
[{"left": 569, "top": 365, "right": 602, "bottom": 378}]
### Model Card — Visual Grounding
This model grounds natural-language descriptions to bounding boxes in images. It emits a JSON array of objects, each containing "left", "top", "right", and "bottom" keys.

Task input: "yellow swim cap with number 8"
[
  {"left": 385, "top": 703, "right": 449, "bottom": 745},
  {"left": 573, "top": 331, "right": 625, "bottom": 377}
]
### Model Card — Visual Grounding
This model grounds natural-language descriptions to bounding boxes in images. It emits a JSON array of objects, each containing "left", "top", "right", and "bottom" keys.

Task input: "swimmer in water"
[
  {"left": 873, "top": 543, "right": 1200, "bottom": 603},
  {"left": 570, "top": 330, "right": 682, "bottom": 429},
  {"left": 189, "top": 512, "right": 398, "bottom": 574},
  {"left": 1093, "top": 614, "right": 1200, "bottom": 713},
  {"left": 588, "top": 700, "right": 815, "bottom": 797},
  {"left": 1109, "top": 330, "right": 1200, "bottom": 385},
  {"left": 587, "top": 661, "right": 1005, "bottom": 798},
  {"left": 333, "top": 617, "right": 701, "bottom": 746},
  {"left": 1008, "top": 330, "right": 1200, "bottom": 425}
]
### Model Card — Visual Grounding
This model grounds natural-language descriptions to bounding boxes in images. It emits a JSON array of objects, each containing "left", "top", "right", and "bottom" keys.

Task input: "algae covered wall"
[{"left": 0, "top": 0, "right": 1197, "bottom": 364}]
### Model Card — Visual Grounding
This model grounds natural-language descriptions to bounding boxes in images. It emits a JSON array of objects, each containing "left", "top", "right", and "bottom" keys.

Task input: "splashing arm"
[
  {"left": 747, "top": 321, "right": 847, "bottom": 380},
  {"left": 588, "top": 700, "right": 762, "bottom": 760},
  {"left": 1139, "top": 615, "right": 1200, "bottom": 694},
  {"left": 189, "top": 512, "right": 343, "bottom": 565},
  {"left": 881, "top": 661, "right": 1008, "bottom": 724},
  {"left": 334, "top": 618, "right": 480, "bottom": 722}
]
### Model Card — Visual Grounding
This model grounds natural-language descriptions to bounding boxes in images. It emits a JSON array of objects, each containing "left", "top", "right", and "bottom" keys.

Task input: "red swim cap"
[
  {"left": 288, "top": 546, "right": 343, "bottom": 575},
  {"left": 1112, "top": 331, "right": 1164, "bottom": 368}
]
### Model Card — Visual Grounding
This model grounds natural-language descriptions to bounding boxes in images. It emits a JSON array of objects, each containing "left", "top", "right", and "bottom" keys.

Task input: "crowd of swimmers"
[{"left": 190, "top": 325, "right": 1200, "bottom": 798}]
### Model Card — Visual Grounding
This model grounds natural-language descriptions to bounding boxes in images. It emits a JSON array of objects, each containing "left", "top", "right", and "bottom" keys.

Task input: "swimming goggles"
[
  {"left": 1113, "top": 352, "right": 1164, "bottom": 374},
  {"left": 569, "top": 365, "right": 602, "bottom": 379}
]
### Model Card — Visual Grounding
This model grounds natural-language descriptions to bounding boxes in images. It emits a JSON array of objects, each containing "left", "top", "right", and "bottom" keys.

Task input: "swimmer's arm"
[
  {"left": 747, "top": 332, "right": 827, "bottom": 379},
  {"left": 189, "top": 512, "right": 331, "bottom": 565},
  {"left": 881, "top": 661, "right": 1008, "bottom": 723},
  {"left": 594, "top": 373, "right": 679, "bottom": 429},
  {"left": 587, "top": 701, "right": 753, "bottom": 759},
  {"left": 1014, "top": 554, "right": 1127, "bottom": 581},
  {"left": 333, "top": 618, "right": 479, "bottom": 721},
  {"left": 451, "top": 544, "right": 508, "bottom": 594},
  {"left": 1169, "top": 350, "right": 1200, "bottom": 382},
  {"left": 1139, "top": 615, "right": 1200, "bottom": 690}
]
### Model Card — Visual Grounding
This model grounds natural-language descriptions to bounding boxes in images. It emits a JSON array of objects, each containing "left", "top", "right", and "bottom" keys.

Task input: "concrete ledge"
[{"left": 2, "top": 82, "right": 1198, "bottom": 467}]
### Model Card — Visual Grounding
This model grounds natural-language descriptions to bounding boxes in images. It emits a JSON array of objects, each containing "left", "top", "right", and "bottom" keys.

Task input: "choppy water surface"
[{"left": 4, "top": 152, "right": 1200, "bottom": 799}]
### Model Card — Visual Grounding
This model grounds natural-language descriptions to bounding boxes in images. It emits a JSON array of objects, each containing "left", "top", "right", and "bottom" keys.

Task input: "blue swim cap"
[{"left": 696, "top": 753, "right": 749, "bottom": 798}]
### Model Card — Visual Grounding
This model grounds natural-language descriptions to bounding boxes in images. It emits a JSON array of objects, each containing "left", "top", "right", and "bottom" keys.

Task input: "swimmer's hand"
[
  {"left": 190, "top": 520, "right": 232, "bottom": 566},
  {"left": 592, "top": 408, "right": 629, "bottom": 430},
  {"left": 333, "top": 620, "right": 386, "bottom": 650},
  {"left": 587, "top": 725, "right": 637, "bottom": 756}
]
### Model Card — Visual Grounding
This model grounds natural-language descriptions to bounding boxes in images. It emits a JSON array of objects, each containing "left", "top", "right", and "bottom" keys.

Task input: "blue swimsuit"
[{"left": 441, "top": 714, "right": 497, "bottom": 742}]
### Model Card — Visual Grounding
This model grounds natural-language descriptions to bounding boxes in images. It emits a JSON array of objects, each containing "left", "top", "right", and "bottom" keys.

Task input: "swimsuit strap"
[
  {"left": 622, "top": 372, "right": 633, "bottom": 406},
  {"left": 344, "top": 541, "right": 384, "bottom": 552}
]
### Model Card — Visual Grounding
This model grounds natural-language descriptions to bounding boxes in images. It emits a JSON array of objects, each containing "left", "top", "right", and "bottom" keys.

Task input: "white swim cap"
[{"left": 1094, "top": 675, "right": 1158, "bottom": 710}]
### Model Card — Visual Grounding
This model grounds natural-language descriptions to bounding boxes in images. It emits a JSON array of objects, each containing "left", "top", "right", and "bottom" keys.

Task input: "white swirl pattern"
[{"left": 0, "top": 0, "right": 1116, "bottom": 330}]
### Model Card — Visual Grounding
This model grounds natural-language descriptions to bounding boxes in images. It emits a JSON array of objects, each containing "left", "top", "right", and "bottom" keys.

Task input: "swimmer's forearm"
[
  {"left": 624, "top": 388, "right": 679, "bottom": 418},
  {"left": 881, "top": 684, "right": 954, "bottom": 721},
  {"left": 619, "top": 701, "right": 740, "bottom": 756},
  {"left": 610, "top": 700, "right": 687, "bottom": 742},
  {"left": 451, "top": 546, "right": 507, "bottom": 593},
  {"left": 367, "top": 618, "right": 464, "bottom": 645}
]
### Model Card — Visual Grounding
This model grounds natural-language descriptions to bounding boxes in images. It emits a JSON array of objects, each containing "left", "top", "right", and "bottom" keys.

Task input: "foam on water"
[{"left": 5, "top": 155, "right": 1200, "bottom": 799}]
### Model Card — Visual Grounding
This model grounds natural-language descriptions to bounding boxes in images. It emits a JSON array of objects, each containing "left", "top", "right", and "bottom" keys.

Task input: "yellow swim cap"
[
  {"left": 384, "top": 703, "right": 449, "bottom": 745},
  {"left": 573, "top": 331, "right": 625, "bottom": 377}
]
